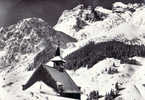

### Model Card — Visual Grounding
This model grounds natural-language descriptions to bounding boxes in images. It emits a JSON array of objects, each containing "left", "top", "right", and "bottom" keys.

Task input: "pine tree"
[
  {"left": 88, "top": 90, "right": 100, "bottom": 100},
  {"left": 115, "top": 82, "right": 119, "bottom": 91}
]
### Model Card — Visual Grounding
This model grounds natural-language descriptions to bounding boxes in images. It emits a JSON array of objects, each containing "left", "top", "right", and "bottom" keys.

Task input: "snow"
[
  {"left": 0, "top": 78, "right": 15, "bottom": 100},
  {"left": 0, "top": 50, "right": 6, "bottom": 57},
  {"left": 67, "top": 57, "right": 145, "bottom": 100},
  {"left": 2, "top": 56, "right": 145, "bottom": 100},
  {"left": 113, "top": 2, "right": 128, "bottom": 8},
  {"left": 95, "top": 6, "right": 112, "bottom": 15},
  {"left": 54, "top": 3, "right": 144, "bottom": 46},
  {"left": 54, "top": 16, "right": 77, "bottom": 37},
  {"left": 0, "top": 54, "right": 77, "bottom": 100},
  {"left": 67, "top": 58, "right": 120, "bottom": 94},
  {"left": 50, "top": 56, "right": 66, "bottom": 62}
]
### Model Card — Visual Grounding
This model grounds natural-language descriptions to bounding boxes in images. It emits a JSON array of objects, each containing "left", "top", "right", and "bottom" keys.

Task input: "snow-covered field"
[
  {"left": 68, "top": 57, "right": 145, "bottom": 100},
  {"left": 1, "top": 56, "right": 145, "bottom": 100}
]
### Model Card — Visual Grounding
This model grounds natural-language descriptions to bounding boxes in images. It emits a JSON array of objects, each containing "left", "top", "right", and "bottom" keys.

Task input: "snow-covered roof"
[
  {"left": 45, "top": 66, "right": 81, "bottom": 93},
  {"left": 51, "top": 56, "right": 66, "bottom": 63},
  {"left": 23, "top": 65, "right": 81, "bottom": 94}
]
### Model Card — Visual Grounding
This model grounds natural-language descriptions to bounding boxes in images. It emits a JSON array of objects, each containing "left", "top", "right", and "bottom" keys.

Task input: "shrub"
[
  {"left": 107, "top": 67, "right": 119, "bottom": 74},
  {"left": 87, "top": 90, "right": 103, "bottom": 100},
  {"left": 105, "top": 89, "right": 120, "bottom": 100},
  {"left": 120, "top": 59, "right": 141, "bottom": 65}
]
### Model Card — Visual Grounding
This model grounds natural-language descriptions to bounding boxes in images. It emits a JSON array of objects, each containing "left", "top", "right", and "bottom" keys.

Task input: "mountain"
[
  {"left": 1, "top": 2, "right": 145, "bottom": 100},
  {"left": 55, "top": 3, "right": 145, "bottom": 70},
  {"left": 0, "top": 17, "right": 76, "bottom": 68},
  {"left": 55, "top": 2, "right": 145, "bottom": 100},
  {"left": 84, "top": 0, "right": 144, "bottom": 9},
  {"left": 55, "top": 2, "right": 145, "bottom": 43}
]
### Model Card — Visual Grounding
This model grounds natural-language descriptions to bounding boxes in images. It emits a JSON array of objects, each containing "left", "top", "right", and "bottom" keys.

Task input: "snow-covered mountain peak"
[
  {"left": 0, "top": 17, "right": 76, "bottom": 68},
  {"left": 54, "top": 4, "right": 108, "bottom": 38},
  {"left": 54, "top": 3, "right": 145, "bottom": 46},
  {"left": 16, "top": 17, "right": 50, "bottom": 29}
]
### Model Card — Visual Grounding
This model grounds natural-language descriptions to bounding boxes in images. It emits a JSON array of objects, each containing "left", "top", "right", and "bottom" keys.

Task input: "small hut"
[{"left": 22, "top": 46, "right": 81, "bottom": 100}]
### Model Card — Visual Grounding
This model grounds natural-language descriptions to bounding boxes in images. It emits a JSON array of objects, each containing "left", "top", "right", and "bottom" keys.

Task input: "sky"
[
  {"left": 0, "top": 0, "right": 144, "bottom": 27},
  {"left": 0, "top": 0, "right": 76, "bottom": 27},
  {"left": 0, "top": 0, "right": 20, "bottom": 25}
]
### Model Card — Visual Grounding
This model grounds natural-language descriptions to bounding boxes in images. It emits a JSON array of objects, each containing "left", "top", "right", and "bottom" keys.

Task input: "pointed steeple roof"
[
  {"left": 55, "top": 41, "right": 61, "bottom": 56},
  {"left": 51, "top": 45, "right": 66, "bottom": 63},
  {"left": 55, "top": 46, "right": 60, "bottom": 56}
]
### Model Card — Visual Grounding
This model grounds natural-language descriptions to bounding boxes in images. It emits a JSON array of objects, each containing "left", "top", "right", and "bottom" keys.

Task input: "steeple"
[
  {"left": 55, "top": 41, "right": 61, "bottom": 56},
  {"left": 51, "top": 44, "right": 66, "bottom": 72},
  {"left": 55, "top": 46, "right": 60, "bottom": 56}
]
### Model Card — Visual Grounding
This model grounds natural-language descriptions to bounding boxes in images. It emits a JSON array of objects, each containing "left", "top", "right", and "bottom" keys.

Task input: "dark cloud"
[{"left": 0, "top": 0, "right": 144, "bottom": 27}]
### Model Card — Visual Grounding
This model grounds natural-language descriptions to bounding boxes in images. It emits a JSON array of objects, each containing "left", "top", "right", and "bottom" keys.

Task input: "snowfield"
[{"left": 67, "top": 57, "right": 145, "bottom": 100}]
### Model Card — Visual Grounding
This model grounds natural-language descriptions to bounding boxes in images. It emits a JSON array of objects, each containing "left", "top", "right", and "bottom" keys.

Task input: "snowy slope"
[{"left": 67, "top": 57, "right": 145, "bottom": 100}]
